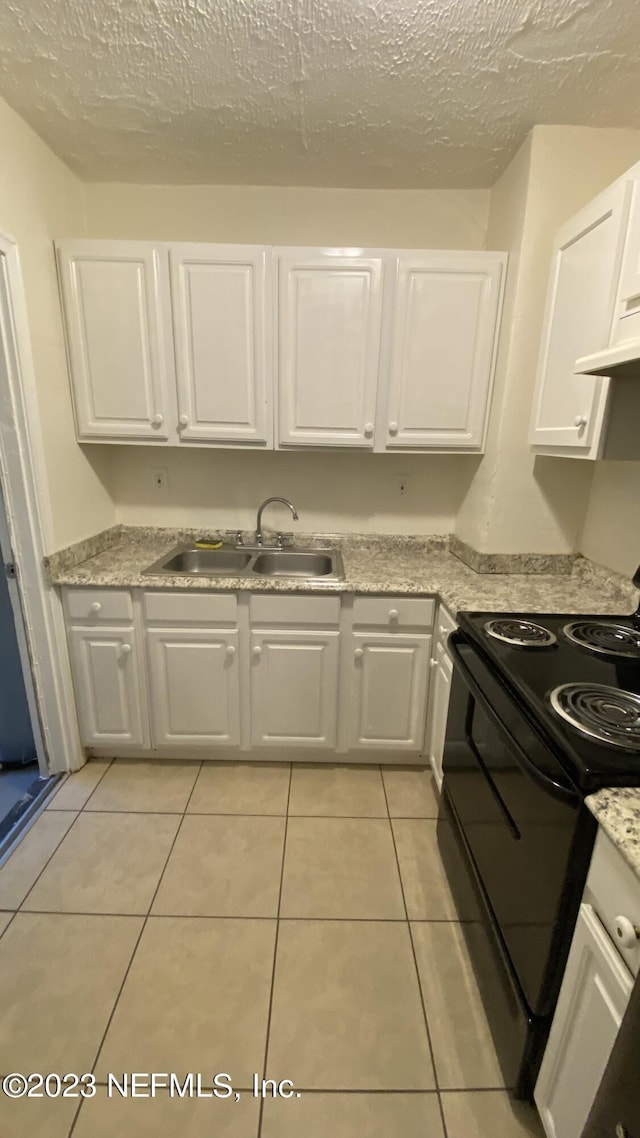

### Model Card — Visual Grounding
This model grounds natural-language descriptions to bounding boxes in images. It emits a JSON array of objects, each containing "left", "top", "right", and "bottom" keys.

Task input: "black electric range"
[{"left": 436, "top": 601, "right": 640, "bottom": 1101}]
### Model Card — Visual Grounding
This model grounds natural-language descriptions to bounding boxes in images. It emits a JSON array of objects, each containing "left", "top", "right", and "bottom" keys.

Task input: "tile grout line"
[
  {"left": 67, "top": 760, "right": 205, "bottom": 1138},
  {"left": 256, "top": 761, "right": 293, "bottom": 1138},
  {"left": 380, "top": 766, "right": 450, "bottom": 1138},
  {"left": 72, "top": 757, "right": 115, "bottom": 813}
]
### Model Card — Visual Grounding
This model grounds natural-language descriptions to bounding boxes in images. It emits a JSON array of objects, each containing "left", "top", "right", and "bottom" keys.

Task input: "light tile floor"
[{"left": 0, "top": 760, "right": 544, "bottom": 1138}]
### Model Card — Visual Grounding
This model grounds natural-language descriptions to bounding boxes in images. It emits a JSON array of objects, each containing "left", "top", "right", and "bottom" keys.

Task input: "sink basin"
[
  {"left": 143, "top": 543, "right": 344, "bottom": 581},
  {"left": 252, "top": 551, "right": 336, "bottom": 578},
  {"left": 145, "top": 548, "right": 253, "bottom": 575}
]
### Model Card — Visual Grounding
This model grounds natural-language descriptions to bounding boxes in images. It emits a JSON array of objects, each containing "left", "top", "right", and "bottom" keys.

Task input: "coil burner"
[
  {"left": 549, "top": 683, "right": 640, "bottom": 751},
  {"left": 484, "top": 619, "right": 557, "bottom": 648},
  {"left": 562, "top": 621, "right": 640, "bottom": 659}
]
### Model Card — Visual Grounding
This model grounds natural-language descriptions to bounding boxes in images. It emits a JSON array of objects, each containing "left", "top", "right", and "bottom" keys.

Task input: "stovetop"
[{"left": 458, "top": 610, "right": 640, "bottom": 789}]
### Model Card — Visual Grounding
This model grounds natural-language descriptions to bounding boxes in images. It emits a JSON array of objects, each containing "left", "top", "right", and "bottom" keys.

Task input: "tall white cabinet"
[
  {"left": 56, "top": 241, "right": 174, "bottom": 441},
  {"left": 381, "top": 253, "right": 505, "bottom": 450},
  {"left": 170, "top": 244, "right": 272, "bottom": 445},
  {"left": 276, "top": 250, "right": 383, "bottom": 447}
]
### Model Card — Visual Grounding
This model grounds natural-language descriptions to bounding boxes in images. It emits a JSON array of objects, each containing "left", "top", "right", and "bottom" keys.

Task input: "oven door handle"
[{"left": 449, "top": 632, "right": 580, "bottom": 806}]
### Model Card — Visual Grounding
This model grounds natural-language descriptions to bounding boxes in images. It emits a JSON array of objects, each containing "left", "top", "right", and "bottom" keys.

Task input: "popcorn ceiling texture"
[{"left": 1, "top": 0, "right": 640, "bottom": 187}]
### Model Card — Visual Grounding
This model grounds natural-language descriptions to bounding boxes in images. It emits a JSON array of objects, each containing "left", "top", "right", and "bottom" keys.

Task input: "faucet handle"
[
  {"left": 275, "top": 531, "right": 294, "bottom": 549},
  {"left": 234, "top": 530, "right": 244, "bottom": 547}
]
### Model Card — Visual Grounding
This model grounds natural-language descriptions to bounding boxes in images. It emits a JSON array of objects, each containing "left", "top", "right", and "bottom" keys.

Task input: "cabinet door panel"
[
  {"left": 68, "top": 626, "right": 147, "bottom": 746},
  {"left": 171, "top": 245, "right": 271, "bottom": 444},
  {"left": 147, "top": 628, "right": 240, "bottom": 746},
  {"left": 383, "top": 254, "right": 505, "bottom": 449},
  {"left": 349, "top": 633, "right": 430, "bottom": 751},
  {"left": 277, "top": 251, "right": 382, "bottom": 446},
  {"left": 426, "top": 643, "right": 453, "bottom": 790},
  {"left": 535, "top": 903, "right": 633, "bottom": 1138},
  {"left": 57, "top": 241, "right": 172, "bottom": 441},
  {"left": 529, "top": 182, "right": 630, "bottom": 453},
  {"left": 250, "top": 630, "right": 339, "bottom": 747}
]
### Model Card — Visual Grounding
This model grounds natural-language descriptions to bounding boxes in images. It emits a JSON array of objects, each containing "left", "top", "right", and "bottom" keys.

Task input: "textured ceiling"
[{"left": 1, "top": 0, "right": 640, "bottom": 187}]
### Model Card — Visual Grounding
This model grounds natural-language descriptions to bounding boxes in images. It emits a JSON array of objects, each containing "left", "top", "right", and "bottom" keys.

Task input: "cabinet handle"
[
  {"left": 614, "top": 914, "right": 640, "bottom": 948},
  {"left": 430, "top": 658, "right": 438, "bottom": 668},
  {"left": 179, "top": 414, "right": 189, "bottom": 428},
  {"left": 439, "top": 625, "right": 446, "bottom": 637},
  {"left": 354, "top": 647, "right": 364, "bottom": 658},
  {"left": 120, "top": 643, "right": 132, "bottom": 656},
  {"left": 226, "top": 645, "right": 236, "bottom": 657},
  {"left": 364, "top": 422, "right": 374, "bottom": 437},
  {"left": 389, "top": 608, "right": 399, "bottom": 621},
  {"left": 151, "top": 414, "right": 164, "bottom": 428},
  {"left": 574, "top": 414, "right": 587, "bottom": 428},
  {"left": 252, "top": 645, "right": 262, "bottom": 657},
  {"left": 90, "top": 601, "right": 102, "bottom": 614},
  {"left": 389, "top": 421, "right": 399, "bottom": 435}
]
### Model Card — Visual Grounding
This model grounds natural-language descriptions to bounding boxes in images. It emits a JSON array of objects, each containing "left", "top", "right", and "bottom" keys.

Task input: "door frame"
[{"left": 0, "top": 229, "right": 83, "bottom": 774}]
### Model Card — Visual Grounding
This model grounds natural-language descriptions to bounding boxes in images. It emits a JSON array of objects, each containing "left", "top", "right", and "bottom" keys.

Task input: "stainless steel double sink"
[{"left": 143, "top": 543, "right": 345, "bottom": 581}]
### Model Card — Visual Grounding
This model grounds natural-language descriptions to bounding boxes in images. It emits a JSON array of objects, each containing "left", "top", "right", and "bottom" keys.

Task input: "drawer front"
[
  {"left": 352, "top": 595, "right": 435, "bottom": 629},
  {"left": 65, "top": 588, "right": 132, "bottom": 623},
  {"left": 436, "top": 603, "right": 457, "bottom": 641},
  {"left": 249, "top": 594, "right": 341, "bottom": 626},
  {"left": 143, "top": 591, "right": 237, "bottom": 625},
  {"left": 585, "top": 829, "right": 640, "bottom": 978}
]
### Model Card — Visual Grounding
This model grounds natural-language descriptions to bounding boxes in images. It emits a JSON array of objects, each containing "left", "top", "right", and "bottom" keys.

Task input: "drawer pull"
[
  {"left": 614, "top": 914, "right": 640, "bottom": 949},
  {"left": 120, "top": 643, "right": 132, "bottom": 656},
  {"left": 389, "top": 608, "right": 399, "bottom": 621},
  {"left": 226, "top": 645, "right": 236, "bottom": 657},
  {"left": 354, "top": 647, "right": 364, "bottom": 659},
  {"left": 252, "top": 645, "right": 262, "bottom": 657},
  {"left": 90, "top": 601, "right": 102, "bottom": 614}
]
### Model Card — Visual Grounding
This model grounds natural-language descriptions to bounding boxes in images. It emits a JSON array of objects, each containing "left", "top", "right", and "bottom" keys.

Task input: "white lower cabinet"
[
  {"left": 250, "top": 630, "right": 340, "bottom": 748},
  {"left": 348, "top": 633, "right": 430, "bottom": 750},
  {"left": 147, "top": 628, "right": 240, "bottom": 746},
  {"left": 426, "top": 642, "right": 453, "bottom": 790},
  {"left": 68, "top": 625, "right": 148, "bottom": 747},
  {"left": 535, "top": 903, "right": 633, "bottom": 1138}
]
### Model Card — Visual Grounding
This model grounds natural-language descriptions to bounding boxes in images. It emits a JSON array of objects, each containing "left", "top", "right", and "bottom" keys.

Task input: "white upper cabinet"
[
  {"left": 276, "top": 250, "right": 383, "bottom": 447},
  {"left": 529, "top": 181, "right": 631, "bottom": 456},
  {"left": 170, "top": 244, "right": 272, "bottom": 445},
  {"left": 381, "top": 253, "right": 506, "bottom": 450},
  {"left": 57, "top": 241, "right": 174, "bottom": 441},
  {"left": 610, "top": 175, "right": 640, "bottom": 347}
]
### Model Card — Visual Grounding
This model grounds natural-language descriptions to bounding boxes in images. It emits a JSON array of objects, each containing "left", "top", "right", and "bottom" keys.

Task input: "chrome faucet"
[{"left": 255, "top": 497, "right": 299, "bottom": 546}]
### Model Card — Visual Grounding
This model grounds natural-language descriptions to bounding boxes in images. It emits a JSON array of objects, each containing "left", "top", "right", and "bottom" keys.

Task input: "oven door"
[{"left": 441, "top": 632, "right": 584, "bottom": 1017}]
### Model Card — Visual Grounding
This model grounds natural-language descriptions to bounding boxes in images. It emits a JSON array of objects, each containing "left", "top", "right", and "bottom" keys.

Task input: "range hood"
[{"left": 575, "top": 341, "right": 640, "bottom": 379}]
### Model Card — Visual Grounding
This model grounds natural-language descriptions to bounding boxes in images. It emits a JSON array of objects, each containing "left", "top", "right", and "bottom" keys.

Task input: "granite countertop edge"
[{"left": 586, "top": 788, "right": 640, "bottom": 882}]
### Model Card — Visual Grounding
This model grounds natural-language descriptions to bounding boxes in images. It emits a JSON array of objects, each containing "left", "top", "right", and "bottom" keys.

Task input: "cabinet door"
[
  {"left": 68, "top": 626, "right": 147, "bottom": 747},
  {"left": 146, "top": 628, "right": 240, "bottom": 747},
  {"left": 277, "top": 250, "right": 383, "bottom": 447},
  {"left": 56, "top": 241, "right": 174, "bottom": 441},
  {"left": 382, "top": 253, "right": 505, "bottom": 450},
  {"left": 348, "top": 633, "right": 431, "bottom": 751},
  {"left": 170, "top": 245, "right": 272, "bottom": 445},
  {"left": 250, "top": 630, "right": 339, "bottom": 747},
  {"left": 529, "top": 181, "right": 631, "bottom": 454},
  {"left": 535, "top": 903, "right": 633, "bottom": 1138},
  {"left": 426, "top": 642, "right": 453, "bottom": 790},
  {"left": 610, "top": 176, "right": 640, "bottom": 347}
]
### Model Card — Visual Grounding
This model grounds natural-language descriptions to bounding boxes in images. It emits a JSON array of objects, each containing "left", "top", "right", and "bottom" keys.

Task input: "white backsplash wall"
[{"left": 110, "top": 447, "right": 480, "bottom": 536}]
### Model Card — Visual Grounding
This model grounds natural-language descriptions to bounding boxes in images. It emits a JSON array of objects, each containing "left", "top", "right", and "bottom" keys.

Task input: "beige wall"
[
  {"left": 84, "top": 182, "right": 490, "bottom": 534},
  {"left": 580, "top": 462, "right": 640, "bottom": 577},
  {"left": 458, "top": 125, "right": 640, "bottom": 555},
  {"left": 0, "top": 96, "right": 115, "bottom": 551},
  {"left": 84, "top": 184, "right": 490, "bottom": 249}
]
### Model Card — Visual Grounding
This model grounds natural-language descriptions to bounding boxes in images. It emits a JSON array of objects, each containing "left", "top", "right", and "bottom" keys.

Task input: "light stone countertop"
[
  {"left": 586, "top": 788, "right": 640, "bottom": 882},
  {"left": 46, "top": 525, "right": 638, "bottom": 619}
]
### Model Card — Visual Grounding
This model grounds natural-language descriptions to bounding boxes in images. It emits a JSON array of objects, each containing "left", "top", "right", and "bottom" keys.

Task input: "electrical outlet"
[
  {"left": 151, "top": 468, "right": 168, "bottom": 495},
  {"left": 397, "top": 474, "right": 409, "bottom": 496}
]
